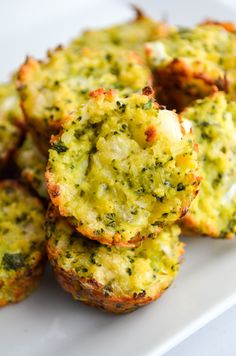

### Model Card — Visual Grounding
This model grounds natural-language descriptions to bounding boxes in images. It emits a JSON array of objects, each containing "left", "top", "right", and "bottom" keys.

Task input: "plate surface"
[{"left": 1, "top": 1, "right": 236, "bottom": 355}]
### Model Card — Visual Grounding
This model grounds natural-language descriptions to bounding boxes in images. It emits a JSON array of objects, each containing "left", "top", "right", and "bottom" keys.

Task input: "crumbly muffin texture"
[
  {"left": 182, "top": 92, "right": 236, "bottom": 238},
  {"left": 47, "top": 89, "right": 199, "bottom": 246},
  {"left": 0, "top": 180, "right": 46, "bottom": 306},
  {"left": 46, "top": 208, "right": 183, "bottom": 313},
  {"left": 18, "top": 47, "right": 151, "bottom": 153}
]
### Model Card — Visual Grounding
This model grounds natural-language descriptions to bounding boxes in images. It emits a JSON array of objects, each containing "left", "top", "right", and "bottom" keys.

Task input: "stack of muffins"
[{"left": 1, "top": 8, "right": 236, "bottom": 313}]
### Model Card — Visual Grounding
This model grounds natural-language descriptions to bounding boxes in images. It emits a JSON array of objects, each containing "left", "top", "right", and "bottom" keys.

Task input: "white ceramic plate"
[{"left": 1, "top": 1, "right": 236, "bottom": 355}]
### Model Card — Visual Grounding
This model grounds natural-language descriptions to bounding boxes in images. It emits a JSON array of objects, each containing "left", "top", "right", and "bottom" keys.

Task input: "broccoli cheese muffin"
[
  {"left": 71, "top": 9, "right": 172, "bottom": 57},
  {"left": 146, "top": 24, "right": 236, "bottom": 111},
  {"left": 46, "top": 89, "right": 200, "bottom": 247},
  {"left": 0, "top": 82, "right": 24, "bottom": 168},
  {"left": 15, "top": 134, "right": 48, "bottom": 199},
  {"left": 0, "top": 180, "right": 46, "bottom": 306},
  {"left": 181, "top": 92, "right": 236, "bottom": 238},
  {"left": 18, "top": 47, "right": 151, "bottom": 154},
  {"left": 46, "top": 207, "right": 184, "bottom": 314}
]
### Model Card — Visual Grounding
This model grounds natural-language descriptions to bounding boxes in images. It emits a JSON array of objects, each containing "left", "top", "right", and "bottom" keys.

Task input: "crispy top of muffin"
[{"left": 18, "top": 47, "right": 151, "bottom": 136}]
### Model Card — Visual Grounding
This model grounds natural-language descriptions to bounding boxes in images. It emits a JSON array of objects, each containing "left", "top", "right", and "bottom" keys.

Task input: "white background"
[{"left": 167, "top": 305, "right": 236, "bottom": 355}]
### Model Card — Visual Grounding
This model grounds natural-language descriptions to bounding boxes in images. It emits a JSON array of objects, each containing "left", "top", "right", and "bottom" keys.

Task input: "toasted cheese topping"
[
  {"left": 182, "top": 92, "right": 236, "bottom": 238},
  {"left": 46, "top": 210, "right": 183, "bottom": 299},
  {"left": 15, "top": 134, "right": 48, "bottom": 199},
  {"left": 47, "top": 90, "right": 199, "bottom": 246},
  {"left": 0, "top": 82, "right": 24, "bottom": 166}
]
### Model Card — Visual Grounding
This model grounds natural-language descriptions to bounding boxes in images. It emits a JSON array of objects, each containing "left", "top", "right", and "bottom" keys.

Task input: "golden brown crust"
[
  {"left": 46, "top": 206, "right": 184, "bottom": 313},
  {"left": 182, "top": 213, "right": 234, "bottom": 239},
  {"left": 75, "top": 225, "right": 149, "bottom": 248},
  {"left": 153, "top": 58, "right": 224, "bottom": 112},
  {"left": 47, "top": 234, "right": 168, "bottom": 314},
  {"left": 45, "top": 177, "right": 60, "bottom": 200},
  {"left": 18, "top": 57, "right": 39, "bottom": 84},
  {"left": 181, "top": 213, "right": 217, "bottom": 236},
  {"left": 199, "top": 20, "right": 236, "bottom": 33},
  {"left": 145, "top": 125, "right": 158, "bottom": 142},
  {"left": 142, "top": 85, "right": 155, "bottom": 97},
  {"left": 50, "top": 264, "right": 160, "bottom": 314}
]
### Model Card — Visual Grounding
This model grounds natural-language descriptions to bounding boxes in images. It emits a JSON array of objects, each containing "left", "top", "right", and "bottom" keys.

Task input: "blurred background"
[{"left": 1, "top": 0, "right": 236, "bottom": 80}]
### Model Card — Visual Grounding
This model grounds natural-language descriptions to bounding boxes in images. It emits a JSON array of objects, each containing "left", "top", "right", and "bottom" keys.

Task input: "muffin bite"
[
  {"left": 46, "top": 206, "right": 184, "bottom": 314},
  {"left": 46, "top": 88, "right": 200, "bottom": 246},
  {"left": 18, "top": 47, "right": 151, "bottom": 154},
  {"left": 146, "top": 23, "right": 236, "bottom": 111}
]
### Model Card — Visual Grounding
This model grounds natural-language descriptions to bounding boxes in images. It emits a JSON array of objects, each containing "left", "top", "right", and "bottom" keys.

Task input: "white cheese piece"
[
  {"left": 158, "top": 110, "right": 183, "bottom": 143},
  {"left": 182, "top": 118, "right": 193, "bottom": 134},
  {"left": 221, "top": 183, "right": 236, "bottom": 204},
  {"left": 2, "top": 95, "right": 17, "bottom": 112},
  {"left": 145, "top": 41, "right": 168, "bottom": 65}
]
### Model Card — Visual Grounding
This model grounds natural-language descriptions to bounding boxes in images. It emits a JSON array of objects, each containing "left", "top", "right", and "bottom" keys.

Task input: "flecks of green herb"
[
  {"left": 126, "top": 267, "right": 132, "bottom": 276},
  {"left": 52, "top": 140, "right": 68, "bottom": 153},
  {"left": 104, "top": 213, "right": 116, "bottom": 228},
  {"left": 143, "top": 99, "right": 152, "bottom": 110},
  {"left": 177, "top": 183, "right": 185, "bottom": 191},
  {"left": 116, "top": 101, "right": 126, "bottom": 113},
  {"left": 2, "top": 253, "right": 25, "bottom": 271}
]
